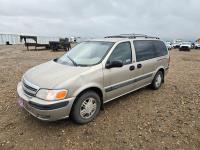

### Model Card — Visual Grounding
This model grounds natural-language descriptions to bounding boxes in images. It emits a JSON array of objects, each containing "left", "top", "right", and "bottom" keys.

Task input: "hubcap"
[
  {"left": 155, "top": 74, "right": 162, "bottom": 87},
  {"left": 80, "top": 97, "right": 97, "bottom": 119}
]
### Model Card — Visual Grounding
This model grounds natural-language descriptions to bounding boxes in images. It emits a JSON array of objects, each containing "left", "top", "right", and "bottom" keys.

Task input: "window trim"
[{"left": 106, "top": 41, "right": 133, "bottom": 66}]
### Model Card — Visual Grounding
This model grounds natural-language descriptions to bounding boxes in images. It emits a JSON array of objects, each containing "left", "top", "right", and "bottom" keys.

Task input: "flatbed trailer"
[{"left": 20, "top": 35, "right": 50, "bottom": 50}]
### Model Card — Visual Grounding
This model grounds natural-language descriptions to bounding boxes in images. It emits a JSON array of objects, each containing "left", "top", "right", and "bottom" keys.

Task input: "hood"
[
  {"left": 173, "top": 43, "right": 181, "bottom": 46},
  {"left": 24, "top": 60, "right": 90, "bottom": 89}
]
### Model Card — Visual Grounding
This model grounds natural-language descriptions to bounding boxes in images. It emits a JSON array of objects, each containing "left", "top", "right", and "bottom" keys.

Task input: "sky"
[{"left": 0, "top": 0, "right": 200, "bottom": 40}]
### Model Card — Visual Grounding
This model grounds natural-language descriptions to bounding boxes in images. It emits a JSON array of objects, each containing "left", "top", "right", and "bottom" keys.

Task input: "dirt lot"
[{"left": 0, "top": 45, "right": 199, "bottom": 150}]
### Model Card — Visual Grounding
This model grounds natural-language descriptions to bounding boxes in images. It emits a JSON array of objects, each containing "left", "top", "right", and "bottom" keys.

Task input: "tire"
[
  {"left": 71, "top": 91, "right": 101, "bottom": 124},
  {"left": 151, "top": 71, "right": 164, "bottom": 90}
]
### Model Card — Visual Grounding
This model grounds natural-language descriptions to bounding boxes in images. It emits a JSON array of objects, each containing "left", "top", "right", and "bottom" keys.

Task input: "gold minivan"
[{"left": 17, "top": 34, "right": 170, "bottom": 124}]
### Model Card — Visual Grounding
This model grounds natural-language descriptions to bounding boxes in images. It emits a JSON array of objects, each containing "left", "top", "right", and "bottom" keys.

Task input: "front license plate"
[{"left": 23, "top": 101, "right": 34, "bottom": 113}]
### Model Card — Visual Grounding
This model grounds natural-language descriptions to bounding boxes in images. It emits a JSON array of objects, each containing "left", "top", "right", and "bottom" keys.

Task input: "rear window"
[
  {"left": 133, "top": 40, "right": 157, "bottom": 62},
  {"left": 153, "top": 41, "right": 168, "bottom": 57},
  {"left": 134, "top": 40, "right": 168, "bottom": 62}
]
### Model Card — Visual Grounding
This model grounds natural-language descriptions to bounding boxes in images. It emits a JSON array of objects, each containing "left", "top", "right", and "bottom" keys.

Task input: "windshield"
[{"left": 56, "top": 41, "right": 114, "bottom": 66}]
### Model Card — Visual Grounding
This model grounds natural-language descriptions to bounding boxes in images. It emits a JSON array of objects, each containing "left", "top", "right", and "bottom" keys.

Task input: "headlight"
[{"left": 36, "top": 89, "right": 68, "bottom": 101}]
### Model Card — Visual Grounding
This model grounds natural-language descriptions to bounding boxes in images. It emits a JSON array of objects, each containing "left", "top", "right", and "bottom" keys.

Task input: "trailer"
[
  {"left": 20, "top": 35, "right": 50, "bottom": 50},
  {"left": 49, "top": 38, "right": 71, "bottom": 51}
]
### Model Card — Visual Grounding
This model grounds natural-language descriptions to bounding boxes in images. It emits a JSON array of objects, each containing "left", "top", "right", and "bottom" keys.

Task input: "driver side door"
[{"left": 103, "top": 41, "right": 134, "bottom": 102}]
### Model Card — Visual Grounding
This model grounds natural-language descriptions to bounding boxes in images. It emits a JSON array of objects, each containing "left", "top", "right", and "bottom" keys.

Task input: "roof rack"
[{"left": 105, "top": 34, "right": 160, "bottom": 39}]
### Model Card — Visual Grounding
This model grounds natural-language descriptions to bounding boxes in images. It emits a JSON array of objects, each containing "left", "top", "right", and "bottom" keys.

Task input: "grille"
[{"left": 22, "top": 80, "right": 39, "bottom": 97}]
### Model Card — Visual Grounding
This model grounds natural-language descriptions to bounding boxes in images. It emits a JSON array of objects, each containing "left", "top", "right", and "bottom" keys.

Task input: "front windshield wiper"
[
  {"left": 78, "top": 64, "right": 90, "bottom": 67},
  {"left": 67, "top": 55, "right": 77, "bottom": 66}
]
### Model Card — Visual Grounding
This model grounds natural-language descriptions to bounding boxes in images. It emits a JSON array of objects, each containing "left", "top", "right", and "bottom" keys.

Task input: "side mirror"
[{"left": 105, "top": 60, "right": 123, "bottom": 69}]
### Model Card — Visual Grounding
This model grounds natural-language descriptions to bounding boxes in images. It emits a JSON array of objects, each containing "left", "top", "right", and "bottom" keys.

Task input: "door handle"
[
  {"left": 137, "top": 64, "right": 142, "bottom": 69},
  {"left": 129, "top": 65, "right": 135, "bottom": 71}
]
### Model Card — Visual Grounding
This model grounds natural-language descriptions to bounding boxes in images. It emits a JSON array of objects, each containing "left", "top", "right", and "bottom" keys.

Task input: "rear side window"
[
  {"left": 109, "top": 42, "right": 132, "bottom": 65},
  {"left": 134, "top": 40, "right": 157, "bottom": 62},
  {"left": 153, "top": 41, "right": 168, "bottom": 57}
]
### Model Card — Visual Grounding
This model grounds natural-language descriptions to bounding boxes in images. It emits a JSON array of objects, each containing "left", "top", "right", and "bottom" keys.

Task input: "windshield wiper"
[
  {"left": 78, "top": 64, "right": 90, "bottom": 67},
  {"left": 67, "top": 55, "right": 77, "bottom": 66}
]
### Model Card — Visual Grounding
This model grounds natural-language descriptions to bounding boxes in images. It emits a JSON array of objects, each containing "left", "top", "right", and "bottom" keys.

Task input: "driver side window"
[{"left": 109, "top": 42, "right": 132, "bottom": 65}]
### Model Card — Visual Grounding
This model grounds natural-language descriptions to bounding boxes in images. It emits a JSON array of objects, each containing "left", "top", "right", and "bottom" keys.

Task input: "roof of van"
[
  {"left": 90, "top": 38, "right": 126, "bottom": 42},
  {"left": 89, "top": 37, "right": 161, "bottom": 43},
  {"left": 89, "top": 34, "right": 160, "bottom": 43}
]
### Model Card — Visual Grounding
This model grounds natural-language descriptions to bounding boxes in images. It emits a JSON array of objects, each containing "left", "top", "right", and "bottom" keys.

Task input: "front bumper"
[
  {"left": 173, "top": 45, "right": 180, "bottom": 48},
  {"left": 17, "top": 82, "right": 75, "bottom": 121},
  {"left": 179, "top": 46, "right": 190, "bottom": 51}
]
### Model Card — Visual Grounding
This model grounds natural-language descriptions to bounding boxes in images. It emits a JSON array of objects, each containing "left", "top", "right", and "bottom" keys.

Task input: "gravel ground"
[{"left": 0, "top": 45, "right": 199, "bottom": 150}]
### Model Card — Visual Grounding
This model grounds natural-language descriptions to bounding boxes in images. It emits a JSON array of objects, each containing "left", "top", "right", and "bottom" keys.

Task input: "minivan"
[{"left": 17, "top": 34, "right": 170, "bottom": 124}]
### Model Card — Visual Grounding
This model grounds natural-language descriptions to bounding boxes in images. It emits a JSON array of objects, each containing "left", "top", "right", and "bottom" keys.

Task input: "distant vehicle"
[
  {"left": 69, "top": 37, "right": 77, "bottom": 43},
  {"left": 17, "top": 34, "right": 170, "bottom": 124},
  {"left": 191, "top": 42, "right": 195, "bottom": 49},
  {"left": 172, "top": 39, "right": 182, "bottom": 48},
  {"left": 165, "top": 42, "right": 172, "bottom": 50},
  {"left": 194, "top": 42, "right": 200, "bottom": 49},
  {"left": 179, "top": 42, "right": 192, "bottom": 51},
  {"left": 49, "top": 38, "right": 71, "bottom": 51}
]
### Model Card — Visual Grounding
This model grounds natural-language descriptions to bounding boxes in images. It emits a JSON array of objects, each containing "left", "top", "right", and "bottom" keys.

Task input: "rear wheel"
[
  {"left": 71, "top": 91, "right": 101, "bottom": 124},
  {"left": 151, "top": 71, "right": 164, "bottom": 90}
]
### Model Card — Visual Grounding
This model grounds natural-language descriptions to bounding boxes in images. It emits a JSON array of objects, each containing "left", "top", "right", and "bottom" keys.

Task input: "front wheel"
[
  {"left": 71, "top": 91, "right": 101, "bottom": 124},
  {"left": 151, "top": 71, "right": 164, "bottom": 90}
]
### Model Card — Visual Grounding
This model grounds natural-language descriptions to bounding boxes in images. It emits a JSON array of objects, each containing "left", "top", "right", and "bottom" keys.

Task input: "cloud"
[{"left": 0, "top": 0, "right": 199, "bottom": 40}]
